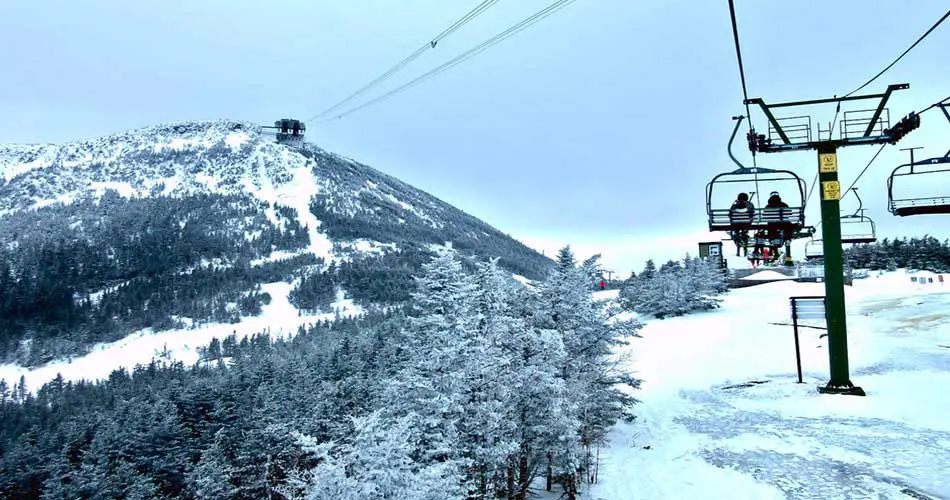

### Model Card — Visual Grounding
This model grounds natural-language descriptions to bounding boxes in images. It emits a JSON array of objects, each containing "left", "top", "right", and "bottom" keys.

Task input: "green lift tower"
[{"left": 744, "top": 83, "right": 920, "bottom": 396}]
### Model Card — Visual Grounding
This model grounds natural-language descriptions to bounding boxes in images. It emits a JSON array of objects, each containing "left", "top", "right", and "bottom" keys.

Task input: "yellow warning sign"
[
  {"left": 822, "top": 180, "right": 841, "bottom": 200},
  {"left": 819, "top": 152, "right": 837, "bottom": 173}
]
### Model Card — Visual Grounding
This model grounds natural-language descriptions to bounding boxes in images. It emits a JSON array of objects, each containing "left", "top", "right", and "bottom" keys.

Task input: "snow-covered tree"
[
  {"left": 283, "top": 413, "right": 463, "bottom": 500},
  {"left": 619, "top": 260, "right": 663, "bottom": 314},
  {"left": 275, "top": 246, "right": 641, "bottom": 500},
  {"left": 534, "top": 247, "right": 640, "bottom": 498},
  {"left": 377, "top": 247, "right": 478, "bottom": 470},
  {"left": 497, "top": 282, "right": 573, "bottom": 499},
  {"left": 620, "top": 254, "right": 727, "bottom": 319},
  {"left": 185, "top": 435, "right": 234, "bottom": 500},
  {"left": 463, "top": 259, "right": 522, "bottom": 496}
]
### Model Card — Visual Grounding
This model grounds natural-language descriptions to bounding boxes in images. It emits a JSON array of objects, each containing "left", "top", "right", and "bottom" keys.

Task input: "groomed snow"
[
  {"left": 592, "top": 288, "right": 620, "bottom": 302},
  {"left": 249, "top": 249, "right": 311, "bottom": 267},
  {"left": 740, "top": 269, "right": 796, "bottom": 281},
  {"left": 243, "top": 155, "right": 334, "bottom": 265},
  {"left": 2, "top": 158, "right": 49, "bottom": 181},
  {"left": 587, "top": 270, "right": 950, "bottom": 499}
]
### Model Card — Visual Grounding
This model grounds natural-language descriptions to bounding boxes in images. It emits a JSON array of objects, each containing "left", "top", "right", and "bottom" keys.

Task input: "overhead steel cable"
[
  {"left": 726, "top": 0, "right": 753, "bottom": 131},
  {"left": 726, "top": 0, "right": 761, "bottom": 204},
  {"left": 319, "top": 0, "right": 579, "bottom": 122},
  {"left": 917, "top": 94, "right": 950, "bottom": 115},
  {"left": 806, "top": 172, "right": 819, "bottom": 206},
  {"left": 432, "top": 0, "right": 501, "bottom": 42},
  {"left": 829, "top": 9, "right": 949, "bottom": 135},
  {"left": 307, "top": 0, "right": 502, "bottom": 122},
  {"left": 843, "top": 8, "right": 950, "bottom": 98},
  {"left": 840, "top": 143, "right": 888, "bottom": 201}
]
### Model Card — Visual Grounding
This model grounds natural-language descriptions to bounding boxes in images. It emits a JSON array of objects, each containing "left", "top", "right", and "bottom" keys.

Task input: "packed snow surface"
[
  {"left": 592, "top": 288, "right": 620, "bottom": 302},
  {"left": 587, "top": 269, "right": 950, "bottom": 499},
  {"left": 740, "top": 269, "right": 796, "bottom": 281}
]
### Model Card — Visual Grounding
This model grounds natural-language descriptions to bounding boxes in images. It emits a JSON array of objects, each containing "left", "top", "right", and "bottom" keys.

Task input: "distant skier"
[{"left": 599, "top": 279, "right": 606, "bottom": 290}]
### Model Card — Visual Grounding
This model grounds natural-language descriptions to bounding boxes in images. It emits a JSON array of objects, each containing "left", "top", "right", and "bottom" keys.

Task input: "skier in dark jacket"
[
  {"left": 728, "top": 192, "right": 755, "bottom": 256},
  {"left": 764, "top": 191, "right": 791, "bottom": 257}
]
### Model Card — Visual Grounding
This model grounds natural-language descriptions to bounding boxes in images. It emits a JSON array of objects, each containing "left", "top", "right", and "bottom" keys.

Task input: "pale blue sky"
[{"left": 1, "top": 1, "right": 947, "bottom": 274}]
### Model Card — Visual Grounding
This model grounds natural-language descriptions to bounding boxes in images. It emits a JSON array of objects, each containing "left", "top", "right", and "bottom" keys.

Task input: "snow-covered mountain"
[{"left": 0, "top": 120, "right": 552, "bottom": 365}]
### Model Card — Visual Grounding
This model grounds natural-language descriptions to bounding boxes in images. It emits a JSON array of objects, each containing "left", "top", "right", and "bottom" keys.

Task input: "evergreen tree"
[
  {"left": 535, "top": 247, "right": 640, "bottom": 498},
  {"left": 287, "top": 413, "right": 463, "bottom": 500},
  {"left": 377, "top": 247, "right": 478, "bottom": 483}
]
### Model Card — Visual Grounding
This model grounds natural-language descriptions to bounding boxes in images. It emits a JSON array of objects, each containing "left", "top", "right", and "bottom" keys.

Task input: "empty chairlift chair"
[
  {"left": 804, "top": 238, "right": 824, "bottom": 259},
  {"left": 887, "top": 104, "right": 950, "bottom": 216},
  {"left": 887, "top": 156, "right": 950, "bottom": 216},
  {"left": 839, "top": 188, "right": 877, "bottom": 244}
]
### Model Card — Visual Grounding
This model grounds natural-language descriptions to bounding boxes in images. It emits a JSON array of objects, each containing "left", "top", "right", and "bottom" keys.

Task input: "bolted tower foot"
[{"left": 817, "top": 381, "right": 866, "bottom": 396}]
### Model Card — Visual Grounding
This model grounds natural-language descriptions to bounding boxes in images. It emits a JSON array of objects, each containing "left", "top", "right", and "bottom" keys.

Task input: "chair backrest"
[
  {"left": 762, "top": 205, "right": 791, "bottom": 222},
  {"left": 729, "top": 202, "right": 753, "bottom": 222}
]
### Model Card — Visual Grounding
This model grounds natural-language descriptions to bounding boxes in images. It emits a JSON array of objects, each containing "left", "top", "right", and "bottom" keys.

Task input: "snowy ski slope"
[{"left": 587, "top": 269, "right": 950, "bottom": 499}]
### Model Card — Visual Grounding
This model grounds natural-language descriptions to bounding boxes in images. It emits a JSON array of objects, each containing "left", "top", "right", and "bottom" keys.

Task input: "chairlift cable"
[
  {"left": 320, "top": 0, "right": 578, "bottom": 122},
  {"left": 432, "top": 0, "right": 502, "bottom": 42},
  {"left": 306, "top": 0, "right": 503, "bottom": 122},
  {"left": 844, "top": 8, "right": 950, "bottom": 98},
  {"left": 806, "top": 172, "right": 818, "bottom": 206},
  {"left": 917, "top": 94, "right": 950, "bottom": 115},
  {"left": 841, "top": 143, "right": 888, "bottom": 201},
  {"left": 827, "top": 10, "right": 947, "bottom": 139},
  {"left": 726, "top": 0, "right": 754, "bottom": 136},
  {"left": 726, "top": 0, "right": 762, "bottom": 207}
]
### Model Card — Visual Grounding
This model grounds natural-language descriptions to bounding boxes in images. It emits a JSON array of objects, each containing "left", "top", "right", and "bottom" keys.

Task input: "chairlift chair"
[
  {"left": 887, "top": 104, "right": 950, "bottom": 216},
  {"left": 839, "top": 188, "right": 877, "bottom": 244},
  {"left": 887, "top": 156, "right": 950, "bottom": 216},
  {"left": 707, "top": 116, "right": 808, "bottom": 241},
  {"left": 804, "top": 238, "right": 824, "bottom": 259}
]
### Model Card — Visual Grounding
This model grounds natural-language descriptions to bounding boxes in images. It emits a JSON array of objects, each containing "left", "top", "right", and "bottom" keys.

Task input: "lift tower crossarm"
[
  {"left": 744, "top": 84, "right": 911, "bottom": 152},
  {"left": 863, "top": 84, "right": 904, "bottom": 137},
  {"left": 744, "top": 98, "right": 790, "bottom": 144}
]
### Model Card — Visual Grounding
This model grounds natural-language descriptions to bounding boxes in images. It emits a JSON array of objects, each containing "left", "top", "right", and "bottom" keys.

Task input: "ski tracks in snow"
[{"left": 587, "top": 280, "right": 950, "bottom": 499}]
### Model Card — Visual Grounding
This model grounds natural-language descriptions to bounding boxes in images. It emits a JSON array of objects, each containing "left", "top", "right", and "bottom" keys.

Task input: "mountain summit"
[{"left": 0, "top": 120, "right": 552, "bottom": 365}]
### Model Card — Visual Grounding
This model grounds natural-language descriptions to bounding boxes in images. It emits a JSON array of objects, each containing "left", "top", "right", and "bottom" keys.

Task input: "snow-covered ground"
[
  {"left": 0, "top": 281, "right": 363, "bottom": 392},
  {"left": 587, "top": 269, "right": 950, "bottom": 499},
  {"left": 593, "top": 288, "right": 620, "bottom": 302},
  {"left": 4, "top": 267, "right": 948, "bottom": 498}
]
